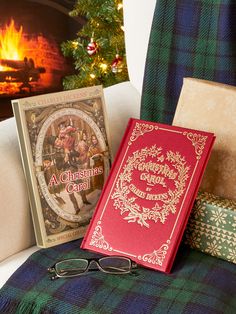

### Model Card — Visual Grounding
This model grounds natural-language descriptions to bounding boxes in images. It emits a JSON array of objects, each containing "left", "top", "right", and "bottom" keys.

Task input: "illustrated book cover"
[
  {"left": 12, "top": 86, "right": 111, "bottom": 248},
  {"left": 81, "top": 118, "right": 215, "bottom": 273}
]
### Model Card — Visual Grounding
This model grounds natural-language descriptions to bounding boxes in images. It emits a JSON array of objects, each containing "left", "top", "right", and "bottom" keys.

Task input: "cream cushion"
[{"left": 0, "top": 118, "right": 35, "bottom": 262}]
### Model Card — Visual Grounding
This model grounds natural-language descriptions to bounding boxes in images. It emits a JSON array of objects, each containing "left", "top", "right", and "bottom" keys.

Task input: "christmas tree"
[{"left": 61, "top": 0, "right": 128, "bottom": 89}]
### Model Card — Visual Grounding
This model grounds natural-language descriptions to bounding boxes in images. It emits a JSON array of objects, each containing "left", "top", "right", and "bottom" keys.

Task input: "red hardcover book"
[{"left": 81, "top": 118, "right": 215, "bottom": 272}]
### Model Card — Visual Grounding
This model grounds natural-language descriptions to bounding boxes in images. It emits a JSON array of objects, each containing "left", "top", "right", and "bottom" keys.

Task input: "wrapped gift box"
[
  {"left": 173, "top": 78, "right": 236, "bottom": 201},
  {"left": 185, "top": 192, "right": 236, "bottom": 264}
]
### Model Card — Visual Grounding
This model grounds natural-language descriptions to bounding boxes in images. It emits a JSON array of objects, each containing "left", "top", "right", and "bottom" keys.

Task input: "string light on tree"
[
  {"left": 72, "top": 41, "right": 78, "bottom": 49},
  {"left": 100, "top": 62, "right": 108, "bottom": 72},
  {"left": 117, "top": 3, "right": 123, "bottom": 10}
]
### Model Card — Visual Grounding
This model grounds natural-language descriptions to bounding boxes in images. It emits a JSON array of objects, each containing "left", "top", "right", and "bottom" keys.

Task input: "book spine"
[{"left": 81, "top": 117, "right": 135, "bottom": 249}]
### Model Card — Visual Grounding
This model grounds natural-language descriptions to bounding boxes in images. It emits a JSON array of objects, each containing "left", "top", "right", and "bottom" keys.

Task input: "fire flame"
[
  {"left": 0, "top": 19, "right": 24, "bottom": 70},
  {"left": 0, "top": 18, "right": 69, "bottom": 95}
]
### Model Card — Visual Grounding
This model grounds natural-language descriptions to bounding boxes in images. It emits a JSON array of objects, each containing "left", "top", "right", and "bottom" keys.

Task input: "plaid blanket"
[
  {"left": 0, "top": 240, "right": 235, "bottom": 314},
  {"left": 141, "top": 0, "right": 236, "bottom": 124}
]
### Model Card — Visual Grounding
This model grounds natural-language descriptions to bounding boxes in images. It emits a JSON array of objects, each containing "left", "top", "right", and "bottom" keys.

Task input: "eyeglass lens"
[
  {"left": 99, "top": 257, "right": 131, "bottom": 273},
  {"left": 56, "top": 259, "right": 89, "bottom": 276}
]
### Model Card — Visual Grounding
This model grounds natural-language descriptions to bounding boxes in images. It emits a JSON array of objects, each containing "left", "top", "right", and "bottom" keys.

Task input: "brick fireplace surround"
[{"left": 0, "top": 0, "right": 83, "bottom": 121}]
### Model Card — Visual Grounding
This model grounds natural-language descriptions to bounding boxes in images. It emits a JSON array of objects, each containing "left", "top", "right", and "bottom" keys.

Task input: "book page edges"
[{"left": 12, "top": 100, "right": 45, "bottom": 247}]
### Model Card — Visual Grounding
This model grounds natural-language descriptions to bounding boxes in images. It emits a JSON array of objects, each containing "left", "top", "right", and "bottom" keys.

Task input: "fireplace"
[{"left": 0, "top": 0, "right": 84, "bottom": 120}]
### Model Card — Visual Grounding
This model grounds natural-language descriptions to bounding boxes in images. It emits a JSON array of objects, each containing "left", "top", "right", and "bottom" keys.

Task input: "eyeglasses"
[{"left": 48, "top": 256, "right": 137, "bottom": 280}]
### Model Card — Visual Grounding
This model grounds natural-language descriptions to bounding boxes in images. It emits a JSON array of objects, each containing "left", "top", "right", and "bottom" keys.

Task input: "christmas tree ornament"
[
  {"left": 111, "top": 54, "right": 123, "bottom": 73},
  {"left": 87, "top": 37, "right": 98, "bottom": 56}
]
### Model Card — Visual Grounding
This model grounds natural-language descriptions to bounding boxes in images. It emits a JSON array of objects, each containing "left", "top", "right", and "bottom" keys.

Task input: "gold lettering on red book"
[
  {"left": 129, "top": 184, "right": 146, "bottom": 199},
  {"left": 140, "top": 173, "right": 167, "bottom": 187},
  {"left": 112, "top": 145, "right": 190, "bottom": 227}
]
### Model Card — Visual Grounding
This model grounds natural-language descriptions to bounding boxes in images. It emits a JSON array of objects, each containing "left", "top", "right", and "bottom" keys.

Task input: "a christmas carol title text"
[{"left": 48, "top": 166, "right": 103, "bottom": 194}]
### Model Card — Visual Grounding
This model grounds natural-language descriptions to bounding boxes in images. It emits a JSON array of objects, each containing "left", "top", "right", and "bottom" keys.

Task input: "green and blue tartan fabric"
[
  {"left": 0, "top": 239, "right": 235, "bottom": 314},
  {"left": 141, "top": 0, "right": 236, "bottom": 124}
]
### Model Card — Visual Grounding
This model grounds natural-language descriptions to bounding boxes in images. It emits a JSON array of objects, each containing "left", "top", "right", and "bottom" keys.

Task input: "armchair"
[{"left": 0, "top": 0, "right": 156, "bottom": 288}]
